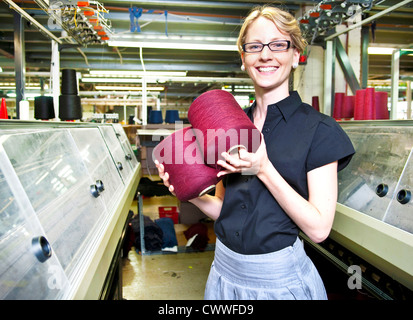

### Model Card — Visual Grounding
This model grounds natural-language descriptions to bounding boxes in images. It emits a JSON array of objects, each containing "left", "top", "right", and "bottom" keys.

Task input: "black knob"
[
  {"left": 96, "top": 180, "right": 104, "bottom": 192},
  {"left": 397, "top": 189, "right": 411, "bottom": 205},
  {"left": 90, "top": 184, "right": 100, "bottom": 198},
  {"left": 125, "top": 154, "right": 132, "bottom": 161},
  {"left": 117, "top": 162, "right": 123, "bottom": 170},
  {"left": 376, "top": 183, "right": 389, "bottom": 197},
  {"left": 32, "top": 236, "right": 52, "bottom": 263}
]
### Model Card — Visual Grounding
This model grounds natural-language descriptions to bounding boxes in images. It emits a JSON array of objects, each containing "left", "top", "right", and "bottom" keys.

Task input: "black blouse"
[{"left": 214, "top": 91, "right": 355, "bottom": 254}]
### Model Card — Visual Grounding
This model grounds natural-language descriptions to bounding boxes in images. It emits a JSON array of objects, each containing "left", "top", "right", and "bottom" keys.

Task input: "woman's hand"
[
  {"left": 216, "top": 136, "right": 270, "bottom": 177},
  {"left": 154, "top": 160, "right": 176, "bottom": 196}
]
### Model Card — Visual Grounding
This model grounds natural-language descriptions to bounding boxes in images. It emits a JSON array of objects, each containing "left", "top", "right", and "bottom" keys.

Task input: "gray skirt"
[{"left": 204, "top": 237, "right": 327, "bottom": 300}]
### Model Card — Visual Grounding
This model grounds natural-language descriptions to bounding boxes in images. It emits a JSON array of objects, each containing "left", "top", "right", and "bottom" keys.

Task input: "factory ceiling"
[{"left": 0, "top": 0, "right": 412, "bottom": 105}]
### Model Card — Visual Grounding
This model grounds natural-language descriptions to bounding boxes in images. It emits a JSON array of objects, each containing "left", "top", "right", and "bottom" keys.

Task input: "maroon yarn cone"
[
  {"left": 188, "top": 89, "right": 261, "bottom": 168},
  {"left": 342, "top": 95, "right": 355, "bottom": 119},
  {"left": 375, "top": 91, "right": 389, "bottom": 120},
  {"left": 152, "top": 126, "right": 222, "bottom": 202},
  {"left": 312, "top": 96, "right": 320, "bottom": 111},
  {"left": 363, "top": 87, "right": 376, "bottom": 120},
  {"left": 333, "top": 92, "right": 344, "bottom": 119},
  {"left": 354, "top": 89, "right": 365, "bottom": 120}
]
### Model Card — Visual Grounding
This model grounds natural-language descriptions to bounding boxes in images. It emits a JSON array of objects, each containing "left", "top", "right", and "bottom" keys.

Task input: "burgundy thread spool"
[
  {"left": 342, "top": 95, "right": 355, "bottom": 119},
  {"left": 375, "top": 91, "right": 389, "bottom": 120},
  {"left": 312, "top": 96, "right": 320, "bottom": 111},
  {"left": 354, "top": 89, "right": 365, "bottom": 120},
  {"left": 363, "top": 87, "right": 376, "bottom": 120},
  {"left": 152, "top": 126, "right": 222, "bottom": 202},
  {"left": 188, "top": 89, "right": 261, "bottom": 168},
  {"left": 333, "top": 92, "right": 344, "bottom": 119}
]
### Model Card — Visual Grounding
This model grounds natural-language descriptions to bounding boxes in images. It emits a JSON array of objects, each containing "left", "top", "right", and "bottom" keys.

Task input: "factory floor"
[{"left": 122, "top": 195, "right": 215, "bottom": 300}]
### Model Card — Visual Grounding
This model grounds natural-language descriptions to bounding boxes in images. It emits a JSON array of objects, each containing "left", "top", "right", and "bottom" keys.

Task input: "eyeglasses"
[{"left": 242, "top": 40, "right": 291, "bottom": 53}]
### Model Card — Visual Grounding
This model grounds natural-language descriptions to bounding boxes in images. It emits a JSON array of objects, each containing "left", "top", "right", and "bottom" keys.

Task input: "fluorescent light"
[
  {"left": 368, "top": 47, "right": 413, "bottom": 55},
  {"left": 89, "top": 70, "right": 187, "bottom": 77},
  {"left": 82, "top": 76, "right": 252, "bottom": 85},
  {"left": 82, "top": 77, "right": 143, "bottom": 83},
  {"left": 112, "top": 34, "right": 238, "bottom": 43},
  {"left": 108, "top": 40, "right": 237, "bottom": 51},
  {"left": 95, "top": 85, "right": 164, "bottom": 91},
  {"left": 368, "top": 47, "right": 395, "bottom": 55}
]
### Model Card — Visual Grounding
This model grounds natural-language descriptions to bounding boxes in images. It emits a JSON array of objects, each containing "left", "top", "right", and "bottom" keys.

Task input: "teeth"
[{"left": 258, "top": 66, "right": 277, "bottom": 72}]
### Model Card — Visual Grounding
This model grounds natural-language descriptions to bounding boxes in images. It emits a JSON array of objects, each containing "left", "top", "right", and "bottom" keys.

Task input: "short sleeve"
[{"left": 306, "top": 117, "right": 355, "bottom": 172}]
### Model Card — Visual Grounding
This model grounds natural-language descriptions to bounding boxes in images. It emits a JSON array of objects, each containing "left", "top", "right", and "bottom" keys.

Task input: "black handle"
[
  {"left": 125, "top": 154, "right": 132, "bottom": 161},
  {"left": 397, "top": 189, "right": 411, "bottom": 205},
  {"left": 90, "top": 184, "right": 100, "bottom": 198},
  {"left": 376, "top": 183, "right": 389, "bottom": 197},
  {"left": 32, "top": 236, "right": 52, "bottom": 263},
  {"left": 95, "top": 180, "right": 105, "bottom": 192},
  {"left": 117, "top": 162, "right": 123, "bottom": 170}
]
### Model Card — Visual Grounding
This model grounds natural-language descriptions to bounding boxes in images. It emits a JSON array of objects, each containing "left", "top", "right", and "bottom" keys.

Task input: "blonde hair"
[{"left": 237, "top": 5, "right": 307, "bottom": 55}]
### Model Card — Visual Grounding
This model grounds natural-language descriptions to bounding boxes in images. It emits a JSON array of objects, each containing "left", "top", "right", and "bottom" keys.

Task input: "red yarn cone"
[
  {"left": 375, "top": 91, "right": 389, "bottom": 120},
  {"left": 0, "top": 98, "right": 8, "bottom": 119},
  {"left": 312, "top": 96, "right": 320, "bottom": 111},
  {"left": 354, "top": 89, "right": 365, "bottom": 120},
  {"left": 333, "top": 92, "right": 345, "bottom": 120},
  {"left": 342, "top": 95, "right": 355, "bottom": 119},
  {"left": 363, "top": 87, "right": 376, "bottom": 120}
]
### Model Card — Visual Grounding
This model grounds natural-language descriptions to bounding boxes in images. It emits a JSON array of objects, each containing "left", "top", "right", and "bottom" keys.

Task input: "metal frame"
[{"left": 323, "top": 0, "right": 413, "bottom": 118}]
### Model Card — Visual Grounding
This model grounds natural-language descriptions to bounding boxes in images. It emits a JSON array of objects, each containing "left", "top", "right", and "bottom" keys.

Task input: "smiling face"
[{"left": 241, "top": 16, "right": 300, "bottom": 99}]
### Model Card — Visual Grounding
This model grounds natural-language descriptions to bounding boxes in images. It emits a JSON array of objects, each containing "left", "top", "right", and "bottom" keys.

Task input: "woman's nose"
[{"left": 259, "top": 45, "right": 273, "bottom": 60}]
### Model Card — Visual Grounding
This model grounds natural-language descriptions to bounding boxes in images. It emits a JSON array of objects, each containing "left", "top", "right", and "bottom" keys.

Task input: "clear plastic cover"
[
  {"left": 98, "top": 126, "right": 133, "bottom": 182},
  {"left": 338, "top": 124, "right": 413, "bottom": 233},
  {"left": 0, "top": 151, "right": 69, "bottom": 299},
  {"left": 69, "top": 127, "right": 124, "bottom": 212},
  {"left": 0, "top": 129, "right": 107, "bottom": 279}
]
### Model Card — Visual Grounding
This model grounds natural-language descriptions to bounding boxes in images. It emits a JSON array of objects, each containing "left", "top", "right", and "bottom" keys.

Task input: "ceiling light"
[
  {"left": 368, "top": 47, "right": 413, "bottom": 55},
  {"left": 107, "top": 41, "right": 237, "bottom": 51},
  {"left": 368, "top": 47, "right": 395, "bottom": 55},
  {"left": 82, "top": 77, "right": 143, "bottom": 83},
  {"left": 95, "top": 85, "right": 164, "bottom": 91},
  {"left": 89, "top": 70, "right": 187, "bottom": 77}
]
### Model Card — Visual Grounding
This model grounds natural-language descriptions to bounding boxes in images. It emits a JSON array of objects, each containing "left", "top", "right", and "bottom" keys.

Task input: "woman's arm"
[
  {"left": 257, "top": 160, "right": 337, "bottom": 243},
  {"left": 188, "top": 180, "right": 225, "bottom": 220},
  {"left": 217, "top": 140, "right": 338, "bottom": 243},
  {"left": 155, "top": 160, "right": 225, "bottom": 220}
]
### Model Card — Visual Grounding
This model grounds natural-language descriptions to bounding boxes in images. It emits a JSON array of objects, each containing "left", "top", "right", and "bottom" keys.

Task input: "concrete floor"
[{"left": 122, "top": 195, "right": 215, "bottom": 300}]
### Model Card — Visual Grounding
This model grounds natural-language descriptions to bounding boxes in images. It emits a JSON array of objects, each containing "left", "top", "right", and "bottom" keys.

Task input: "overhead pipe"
[{"left": 325, "top": 0, "right": 413, "bottom": 40}]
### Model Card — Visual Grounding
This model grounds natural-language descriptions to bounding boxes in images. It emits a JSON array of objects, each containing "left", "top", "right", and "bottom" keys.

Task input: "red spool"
[
  {"left": 363, "top": 87, "right": 376, "bottom": 120},
  {"left": 375, "top": 91, "right": 389, "bottom": 120},
  {"left": 188, "top": 89, "right": 261, "bottom": 168},
  {"left": 333, "top": 92, "right": 345, "bottom": 119},
  {"left": 354, "top": 89, "right": 365, "bottom": 120},
  {"left": 152, "top": 127, "right": 222, "bottom": 202},
  {"left": 342, "top": 95, "right": 355, "bottom": 119},
  {"left": 312, "top": 96, "right": 320, "bottom": 112}
]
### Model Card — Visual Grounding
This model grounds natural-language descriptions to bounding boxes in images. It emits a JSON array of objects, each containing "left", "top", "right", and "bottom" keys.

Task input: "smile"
[{"left": 257, "top": 66, "right": 278, "bottom": 72}]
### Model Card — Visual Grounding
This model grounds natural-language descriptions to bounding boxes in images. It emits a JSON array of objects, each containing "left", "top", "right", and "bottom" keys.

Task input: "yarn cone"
[
  {"left": 152, "top": 126, "right": 222, "bottom": 202},
  {"left": 0, "top": 98, "right": 8, "bottom": 119}
]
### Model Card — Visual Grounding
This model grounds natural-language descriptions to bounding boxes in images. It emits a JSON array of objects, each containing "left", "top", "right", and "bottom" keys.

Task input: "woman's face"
[{"left": 242, "top": 16, "right": 300, "bottom": 95}]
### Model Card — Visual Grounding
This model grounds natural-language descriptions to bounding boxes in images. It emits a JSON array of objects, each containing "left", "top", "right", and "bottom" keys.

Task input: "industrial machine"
[
  {"left": 0, "top": 121, "right": 140, "bottom": 299},
  {"left": 303, "top": 120, "right": 413, "bottom": 299}
]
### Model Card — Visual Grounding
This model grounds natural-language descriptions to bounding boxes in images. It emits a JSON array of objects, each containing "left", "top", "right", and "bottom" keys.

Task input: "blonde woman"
[{"left": 156, "top": 5, "right": 354, "bottom": 300}]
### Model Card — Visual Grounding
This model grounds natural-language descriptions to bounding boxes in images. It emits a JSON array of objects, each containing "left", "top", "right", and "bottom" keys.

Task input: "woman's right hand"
[{"left": 154, "top": 160, "right": 176, "bottom": 196}]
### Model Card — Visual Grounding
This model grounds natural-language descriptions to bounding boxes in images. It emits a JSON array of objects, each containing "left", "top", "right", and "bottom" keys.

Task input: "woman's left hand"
[{"left": 217, "top": 136, "right": 269, "bottom": 177}]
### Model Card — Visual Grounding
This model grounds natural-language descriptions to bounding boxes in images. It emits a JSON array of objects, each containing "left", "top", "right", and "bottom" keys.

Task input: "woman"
[{"left": 156, "top": 5, "right": 354, "bottom": 300}]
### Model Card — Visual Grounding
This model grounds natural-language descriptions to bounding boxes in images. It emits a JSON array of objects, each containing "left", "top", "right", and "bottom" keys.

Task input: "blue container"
[
  {"left": 149, "top": 110, "right": 163, "bottom": 124},
  {"left": 165, "top": 110, "right": 180, "bottom": 124}
]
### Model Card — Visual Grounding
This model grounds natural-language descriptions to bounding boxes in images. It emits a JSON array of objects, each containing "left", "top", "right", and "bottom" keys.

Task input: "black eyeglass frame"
[{"left": 242, "top": 40, "right": 292, "bottom": 53}]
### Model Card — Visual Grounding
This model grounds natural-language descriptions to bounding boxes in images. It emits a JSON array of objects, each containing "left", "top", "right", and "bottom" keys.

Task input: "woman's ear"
[{"left": 293, "top": 48, "right": 300, "bottom": 66}]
